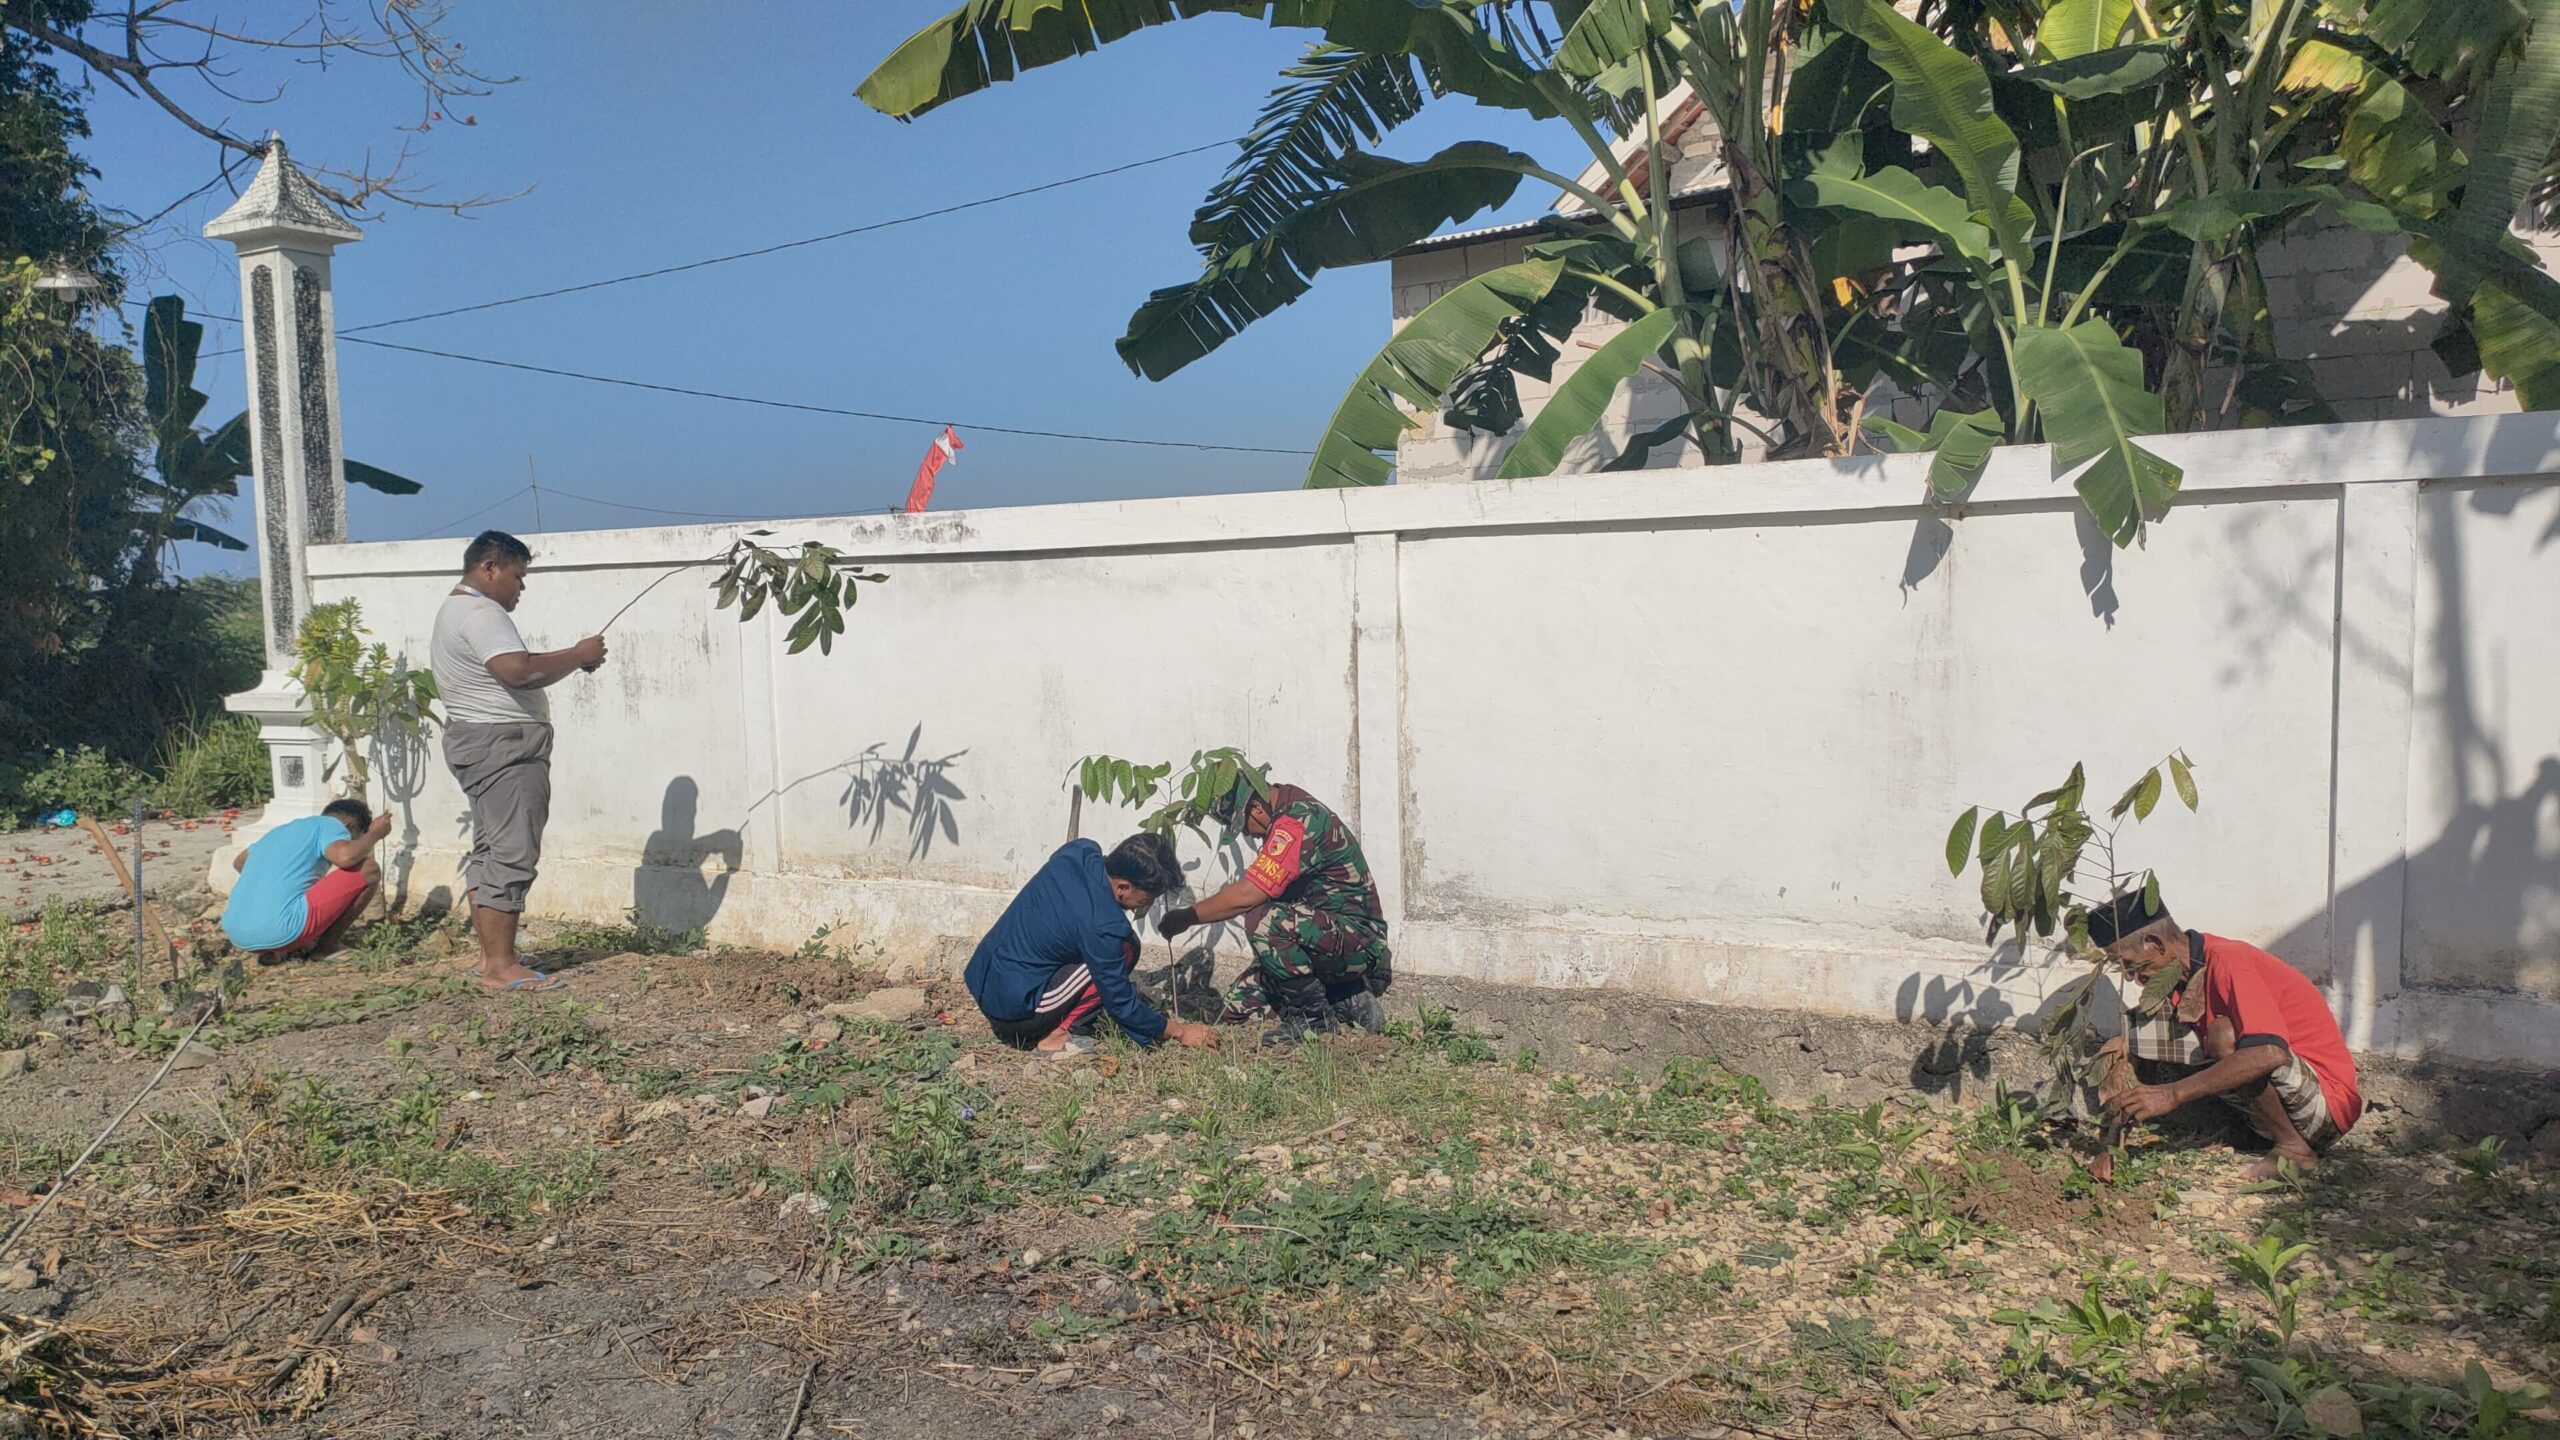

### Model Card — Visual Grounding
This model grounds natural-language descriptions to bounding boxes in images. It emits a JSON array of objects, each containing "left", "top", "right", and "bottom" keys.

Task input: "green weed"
[
  {"left": 744, "top": 1022, "right": 955, "bottom": 1116},
  {"left": 1131, "top": 1174, "right": 1644, "bottom": 1300},
  {"left": 224, "top": 978, "right": 460, "bottom": 1040},
  {"left": 151, "top": 712, "right": 270, "bottom": 814},
  {"left": 245, "top": 1071, "right": 597, "bottom": 1221},
  {"left": 1387, "top": 1004, "right": 1496, "bottom": 1064},
  {"left": 1, "top": 898, "right": 120, "bottom": 1009},
  {"left": 1993, "top": 1282, "right": 2145, "bottom": 1407},
  {"left": 552, "top": 906, "right": 704, "bottom": 956}
]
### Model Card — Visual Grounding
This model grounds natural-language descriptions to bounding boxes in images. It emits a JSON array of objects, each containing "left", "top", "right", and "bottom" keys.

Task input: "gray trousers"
[{"left": 443, "top": 721, "right": 552, "bottom": 913}]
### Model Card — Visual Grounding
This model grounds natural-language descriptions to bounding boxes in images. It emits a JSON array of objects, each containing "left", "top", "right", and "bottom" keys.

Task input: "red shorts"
[{"left": 291, "top": 865, "right": 372, "bottom": 950}]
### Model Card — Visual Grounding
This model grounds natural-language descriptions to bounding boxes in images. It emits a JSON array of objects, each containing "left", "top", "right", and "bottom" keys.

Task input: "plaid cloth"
[{"left": 2120, "top": 930, "right": 2210, "bottom": 1066}]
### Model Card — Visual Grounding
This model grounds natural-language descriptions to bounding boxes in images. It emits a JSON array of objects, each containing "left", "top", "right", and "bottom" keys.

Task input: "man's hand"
[
  {"left": 573, "top": 635, "right": 608, "bottom": 672},
  {"left": 366, "top": 813, "right": 393, "bottom": 841},
  {"left": 1167, "top": 1019, "right": 1220, "bottom": 1050},
  {"left": 1158, "top": 907, "right": 1199, "bottom": 941},
  {"left": 2106, "top": 1083, "right": 2181, "bottom": 1124}
]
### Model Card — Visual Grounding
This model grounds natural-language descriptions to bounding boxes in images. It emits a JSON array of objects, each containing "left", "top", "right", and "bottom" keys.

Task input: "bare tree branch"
[{"left": 7, "top": 0, "right": 518, "bottom": 217}]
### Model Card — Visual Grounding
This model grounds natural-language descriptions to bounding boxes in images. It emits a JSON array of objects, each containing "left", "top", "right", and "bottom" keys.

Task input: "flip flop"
[{"left": 478, "top": 971, "right": 566, "bottom": 993}]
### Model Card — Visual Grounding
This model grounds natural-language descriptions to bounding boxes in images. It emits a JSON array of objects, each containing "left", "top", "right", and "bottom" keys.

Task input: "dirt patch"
[
  {"left": 1949, "top": 1149, "right": 2159, "bottom": 1248},
  {"left": 0, "top": 927, "right": 2551, "bottom": 1439},
  {"left": 2, "top": 815, "right": 233, "bottom": 926},
  {"left": 1394, "top": 971, "right": 2560, "bottom": 1145}
]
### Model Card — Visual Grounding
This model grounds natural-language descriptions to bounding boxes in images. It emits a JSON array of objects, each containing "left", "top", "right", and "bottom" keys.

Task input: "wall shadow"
[
  {"left": 2225, "top": 470, "right": 2557, "bottom": 1054},
  {"left": 370, "top": 702, "right": 436, "bottom": 914},
  {"left": 633, "top": 776, "right": 741, "bottom": 935},
  {"left": 1893, "top": 936, "right": 2035, "bottom": 1099},
  {"left": 838, "top": 724, "right": 968, "bottom": 860},
  {"left": 726, "top": 722, "right": 975, "bottom": 861}
]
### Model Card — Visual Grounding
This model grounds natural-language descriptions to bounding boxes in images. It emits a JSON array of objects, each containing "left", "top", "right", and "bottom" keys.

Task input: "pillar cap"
[{"left": 204, "top": 135, "right": 361, "bottom": 249}]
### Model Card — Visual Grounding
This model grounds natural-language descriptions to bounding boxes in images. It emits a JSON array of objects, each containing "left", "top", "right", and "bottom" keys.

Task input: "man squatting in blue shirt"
[{"left": 964, "top": 832, "right": 1220, "bottom": 1054}]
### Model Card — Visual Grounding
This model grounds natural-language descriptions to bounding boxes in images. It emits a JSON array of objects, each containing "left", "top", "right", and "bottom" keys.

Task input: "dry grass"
[
  {"left": 0, "top": 1312, "right": 343, "bottom": 1438},
  {"left": 730, "top": 1293, "right": 896, "bottom": 1361}
]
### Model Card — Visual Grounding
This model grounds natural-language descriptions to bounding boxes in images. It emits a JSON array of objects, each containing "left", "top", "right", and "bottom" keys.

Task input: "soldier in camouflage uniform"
[{"left": 1158, "top": 779, "right": 1393, "bottom": 1045}]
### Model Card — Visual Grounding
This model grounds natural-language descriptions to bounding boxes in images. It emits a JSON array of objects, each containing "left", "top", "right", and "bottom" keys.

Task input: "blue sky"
[{"left": 72, "top": 5, "right": 1581, "bottom": 572}]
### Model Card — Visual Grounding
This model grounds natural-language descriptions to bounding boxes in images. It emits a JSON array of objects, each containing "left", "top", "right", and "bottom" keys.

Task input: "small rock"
[
  {"left": 777, "top": 1192, "right": 826, "bottom": 1222},
  {"left": 744, "top": 1267, "right": 782, "bottom": 1288},
  {"left": 2, "top": 989, "right": 37, "bottom": 1022},
  {"left": 1036, "top": 1363, "right": 1075, "bottom": 1389},
  {"left": 740, "top": 1094, "right": 776, "bottom": 1121},
  {"left": 2528, "top": 1118, "right": 2560, "bottom": 1164},
  {"left": 100, "top": 984, "right": 126, "bottom": 1009},
  {"left": 2303, "top": 1385, "right": 2363, "bottom": 1437},
  {"left": 822, "top": 987, "right": 929, "bottom": 1023},
  {"left": 1021, "top": 1247, "right": 1045, "bottom": 1269},
  {"left": 0, "top": 1051, "right": 26, "bottom": 1080},
  {"left": 1073, "top": 1068, "right": 1102, "bottom": 1088},
  {"left": 809, "top": 1019, "right": 845, "bottom": 1046},
  {"left": 0, "top": 1260, "right": 37, "bottom": 1291},
  {"left": 479, "top": 1393, "right": 518, "bottom": 1421},
  {"left": 58, "top": 983, "right": 104, "bottom": 1018},
  {"left": 952, "top": 1052, "right": 979, "bottom": 1073},
  {"left": 165, "top": 1040, "right": 218, "bottom": 1072}
]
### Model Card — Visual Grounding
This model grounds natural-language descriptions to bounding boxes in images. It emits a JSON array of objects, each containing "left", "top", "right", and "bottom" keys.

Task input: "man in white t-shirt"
[{"left": 430, "top": 530, "right": 607, "bottom": 991}]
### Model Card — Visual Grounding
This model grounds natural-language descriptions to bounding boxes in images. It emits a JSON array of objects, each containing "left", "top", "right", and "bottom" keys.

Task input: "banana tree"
[
  {"left": 138, "top": 297, "right": 420, "bottom": 579},
  {"left": 859, "top": 0, "right": 1858, "bottom": 477},
  {"left": 857, "top": 0, "right": 2559, "bottom": 549},
  {"left": 1754, "top": 0, "right": 2557, "bottom": 542}
]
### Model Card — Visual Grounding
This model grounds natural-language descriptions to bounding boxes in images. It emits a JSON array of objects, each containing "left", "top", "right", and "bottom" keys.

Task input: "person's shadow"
[{"left": 634, "top": 777, "right": 741, "bottom": 934}]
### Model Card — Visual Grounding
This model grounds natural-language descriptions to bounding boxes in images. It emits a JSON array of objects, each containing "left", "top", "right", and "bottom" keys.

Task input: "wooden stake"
[{"left": 77, "top": 816, "right": 176, "bottom": 979}]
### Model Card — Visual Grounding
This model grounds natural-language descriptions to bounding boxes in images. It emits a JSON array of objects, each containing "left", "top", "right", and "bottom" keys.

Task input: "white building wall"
[{"left": 310, "top": 415, "right": 2560, "bottom": 1069}]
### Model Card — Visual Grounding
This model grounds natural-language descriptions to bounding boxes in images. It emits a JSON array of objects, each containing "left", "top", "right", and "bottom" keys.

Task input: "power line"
[
  {"left": 536, "top": 483, "right": 778, "bottom": 521},
  {"left": 400, "top": 484, "right": 529, "bottom": 541},
  {"left": 335, "top": 333, "right": 1314, "bottom": 454},
  {"left": 340, "top": 140, "right": 1237, "bottom": 335},
  {"left": 122, "top": 304, "right": 1313, "bottom": 456}
]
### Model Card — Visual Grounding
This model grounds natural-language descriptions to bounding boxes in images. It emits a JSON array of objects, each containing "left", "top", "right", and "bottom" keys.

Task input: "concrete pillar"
[
  {"left": 1351, "top": 533, "right": 1406, "bottom": 926},
  {"left": 2326, "top": 480, "right": 2420, "bottom": 1052},
  {"left": 202, "top": 136, "right": 363, "bottom": 890}
]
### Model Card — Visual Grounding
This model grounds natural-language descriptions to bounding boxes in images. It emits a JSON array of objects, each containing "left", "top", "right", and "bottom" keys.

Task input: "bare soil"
[{"left": 0, "top": 924, "right": 2554, "bottom": 1440}]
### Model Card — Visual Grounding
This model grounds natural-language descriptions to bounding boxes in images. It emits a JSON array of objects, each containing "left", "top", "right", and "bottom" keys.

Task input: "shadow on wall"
[
  {"left": 2272, "top": 482, "right": 2558, "bottom": 1020},
  {"left": 1889, "top": 933, "right": 2095, "bottom": 1100},
  {"left": 634, "top": 776, "right": 741, "bottom": 936},
  {"left": 839, "top": 724, "right": 967, "bottom": 860},
  {"left": 707, "top": 722, "right": 976, "bottom": 867},
  {"left": 1892, "top": 474, "right": 2121, "bottom": 627},
  {"left": 1900, "top": 472, "right": 2560, "bottom": 1071},
  {"left": 373, "top": 713, "right": 436, "bottom": 914},
  {"left": 2273, "top": 758, "right": 2560, "bottom": 1003}
]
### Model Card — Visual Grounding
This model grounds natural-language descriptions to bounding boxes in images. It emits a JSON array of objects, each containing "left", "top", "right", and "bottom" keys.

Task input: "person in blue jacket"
[{"left": 966, "top": 833, "right": 1220, "bottom": 1054}]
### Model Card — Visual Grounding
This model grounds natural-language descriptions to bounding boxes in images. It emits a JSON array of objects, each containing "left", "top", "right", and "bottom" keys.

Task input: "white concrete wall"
[{"left": 309, "top": 414, "right": 2560, "bottom": 1069}]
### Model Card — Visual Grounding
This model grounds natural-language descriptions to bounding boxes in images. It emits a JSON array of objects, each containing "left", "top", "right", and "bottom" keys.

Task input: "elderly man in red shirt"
[{"left": 2088, "top": 888, "right": 2365, "bottom": 1181}]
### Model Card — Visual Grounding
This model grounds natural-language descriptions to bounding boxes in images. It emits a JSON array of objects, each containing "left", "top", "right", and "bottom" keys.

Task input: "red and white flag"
[{"left": 903, "top": 425, "right": 963, "bottom": 513}]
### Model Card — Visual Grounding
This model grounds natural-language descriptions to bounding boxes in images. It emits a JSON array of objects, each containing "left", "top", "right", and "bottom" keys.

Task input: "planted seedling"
[
  {"left": 1073, "top": 747, "right": 1272, "bottom": 841},
  {"left": 1943, "top": 754, "right": 2201, "bottom": 1161}
]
